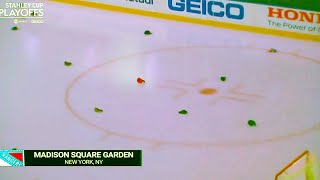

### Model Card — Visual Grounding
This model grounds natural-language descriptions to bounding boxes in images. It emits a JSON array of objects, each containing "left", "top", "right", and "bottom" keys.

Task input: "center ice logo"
[
  {"left": 159, "top": 79, "right": 263, "bottom": 105},
  {"left": 65, "top": 46, "right": 320, "bottom": 148}
]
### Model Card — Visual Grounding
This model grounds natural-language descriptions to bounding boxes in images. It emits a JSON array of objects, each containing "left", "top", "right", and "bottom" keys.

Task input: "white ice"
[{"left": 0, "top": 1, "right": 320, "bottom": 180}]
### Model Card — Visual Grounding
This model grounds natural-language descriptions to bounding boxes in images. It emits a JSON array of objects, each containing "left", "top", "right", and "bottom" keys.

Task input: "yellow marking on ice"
[{"left": 199, "top": 88, "right": 218, "bottom": 95}]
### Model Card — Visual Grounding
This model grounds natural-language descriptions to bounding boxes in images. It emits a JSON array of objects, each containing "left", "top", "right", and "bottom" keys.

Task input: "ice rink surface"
[{"left": 0, "top": 1, "right": 320, "bottom": 180}]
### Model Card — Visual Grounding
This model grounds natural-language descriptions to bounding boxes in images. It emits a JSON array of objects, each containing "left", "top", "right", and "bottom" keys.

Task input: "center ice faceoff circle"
[{"left": 66, "top": 46, "right": 320, "bottom": 147}]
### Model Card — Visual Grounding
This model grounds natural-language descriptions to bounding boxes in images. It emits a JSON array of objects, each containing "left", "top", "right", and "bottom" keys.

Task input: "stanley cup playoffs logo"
[
  {"left": 0, "top": 2, "right": 45, "bottom": 24},
  {"left": 0, "top": 2, "right": 44, "bottom": 17}
]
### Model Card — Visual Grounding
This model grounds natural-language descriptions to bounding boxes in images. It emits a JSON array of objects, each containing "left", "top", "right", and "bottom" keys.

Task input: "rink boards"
[{"left": 51, "top": 0, "right": 320, "bottom": 41}]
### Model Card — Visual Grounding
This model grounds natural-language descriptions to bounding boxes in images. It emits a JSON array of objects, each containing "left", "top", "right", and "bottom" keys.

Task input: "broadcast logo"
[{"left": 0, "top": 150, "right": 24, "bottom": 166}]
